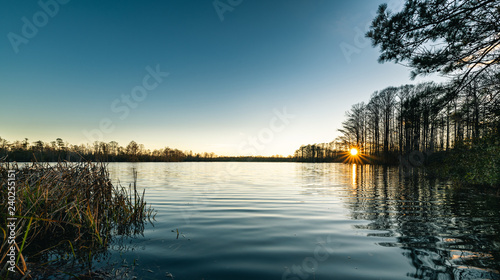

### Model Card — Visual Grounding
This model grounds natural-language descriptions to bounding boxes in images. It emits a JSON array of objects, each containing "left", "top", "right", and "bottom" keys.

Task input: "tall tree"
[{"left": 379, "top": 87, "right": 397, "bottom": 156}]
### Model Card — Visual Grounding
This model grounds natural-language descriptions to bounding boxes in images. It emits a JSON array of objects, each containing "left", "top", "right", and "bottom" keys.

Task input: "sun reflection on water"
[{"left": 352, "top": 164, "right": 357, "bottom": 186}]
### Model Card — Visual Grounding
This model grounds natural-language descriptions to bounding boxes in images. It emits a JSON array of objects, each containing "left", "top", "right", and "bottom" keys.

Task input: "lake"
[{"left": 99, "top": 162, "right": 500, "bottom": 280}]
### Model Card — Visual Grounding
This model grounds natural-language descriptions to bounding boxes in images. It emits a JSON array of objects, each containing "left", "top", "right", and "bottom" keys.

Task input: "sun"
[{"left": 341, "top": 147, "right": 366, "bottom": 165}]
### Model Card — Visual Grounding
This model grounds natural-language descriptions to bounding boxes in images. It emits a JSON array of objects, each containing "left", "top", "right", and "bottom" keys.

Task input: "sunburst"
[{"left": 340, "top": 147, "right": 367, "bottom": 164}]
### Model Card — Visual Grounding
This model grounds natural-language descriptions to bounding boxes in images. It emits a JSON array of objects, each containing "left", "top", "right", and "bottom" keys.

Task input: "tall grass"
[{"left": 0, "top": 161, "right": 155, "bottom": 279}]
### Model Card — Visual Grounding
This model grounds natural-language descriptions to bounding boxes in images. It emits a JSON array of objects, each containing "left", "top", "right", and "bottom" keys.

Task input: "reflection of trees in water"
[{"left": 345, "top": 165, "right": 500, "bottom": 280}]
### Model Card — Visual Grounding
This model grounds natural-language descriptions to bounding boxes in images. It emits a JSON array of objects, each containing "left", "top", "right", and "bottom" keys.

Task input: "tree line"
[
  {"left": 0, "top": 138, "right": 209, "bottom": 162},
  {"left": 0, "top": 137, "right": 295, "bottom": 163},
  {"left": 294, "top": 143, "right": 344, "bottom": 162},
  {"left": 336, "top": 75, "right": 499, "bottom": 161}
]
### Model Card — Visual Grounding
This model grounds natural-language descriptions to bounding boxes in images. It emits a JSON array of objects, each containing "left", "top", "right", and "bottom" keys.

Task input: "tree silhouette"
[{"left": 367, "top": 0, "right": 500, "bottom": 90}]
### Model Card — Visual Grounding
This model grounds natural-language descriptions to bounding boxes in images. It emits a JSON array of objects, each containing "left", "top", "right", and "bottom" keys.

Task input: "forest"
[{"left": 295, "top": 0, "right": 500, "bottom": 187}]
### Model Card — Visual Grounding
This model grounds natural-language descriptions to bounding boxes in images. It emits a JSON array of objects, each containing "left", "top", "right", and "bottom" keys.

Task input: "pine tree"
[{"left": 367, "top": 0, "right": 500, "bottom": 89}]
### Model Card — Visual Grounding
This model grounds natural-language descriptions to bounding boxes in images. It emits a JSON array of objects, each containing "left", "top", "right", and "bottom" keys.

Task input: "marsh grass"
[{"left": 0, "top": 161, "right": 155, "bottom": 279}]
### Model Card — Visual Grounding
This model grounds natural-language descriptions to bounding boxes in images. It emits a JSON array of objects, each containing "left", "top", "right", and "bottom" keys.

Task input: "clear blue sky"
[{"left": 0, "top": 0, "right": 443, "bottom": 156}]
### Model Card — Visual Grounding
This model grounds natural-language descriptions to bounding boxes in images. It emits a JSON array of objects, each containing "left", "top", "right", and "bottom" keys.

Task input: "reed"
[{"left": 0, "top": 161, "right": 155, "bottom": 279}]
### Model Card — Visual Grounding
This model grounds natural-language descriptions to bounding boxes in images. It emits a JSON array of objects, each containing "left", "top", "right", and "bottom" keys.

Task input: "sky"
[{"left": 0, "top": 0, "right": 445, "bottom": 156}]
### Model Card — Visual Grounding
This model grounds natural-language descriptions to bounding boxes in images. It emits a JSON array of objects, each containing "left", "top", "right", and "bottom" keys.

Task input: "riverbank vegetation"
[{"left": 0, "top": 161, "right": 155, "bottom": 279}]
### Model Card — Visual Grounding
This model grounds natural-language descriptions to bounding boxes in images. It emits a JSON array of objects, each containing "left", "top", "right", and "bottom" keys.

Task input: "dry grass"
[{"left": 0, "top": 161, "right": 155, "bottom": 279}]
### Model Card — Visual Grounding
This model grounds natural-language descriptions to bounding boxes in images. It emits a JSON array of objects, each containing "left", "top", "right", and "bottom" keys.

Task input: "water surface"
[{"left": 103, "top": 162, "right": 500, "bottom": 280}]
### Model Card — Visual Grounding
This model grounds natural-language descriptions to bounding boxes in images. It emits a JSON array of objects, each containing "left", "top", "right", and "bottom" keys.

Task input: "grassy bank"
[
  {"left": 427, "top": 135, "right": 500, "bottom": 191},
  {"left": 0, "top": 161, "right": 155, "bottom": 279}
]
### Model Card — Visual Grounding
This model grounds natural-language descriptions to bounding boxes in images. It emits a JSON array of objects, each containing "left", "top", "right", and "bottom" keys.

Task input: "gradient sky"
[{"left": 1, "top": 0, "right": 444, "bottom": 156}]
